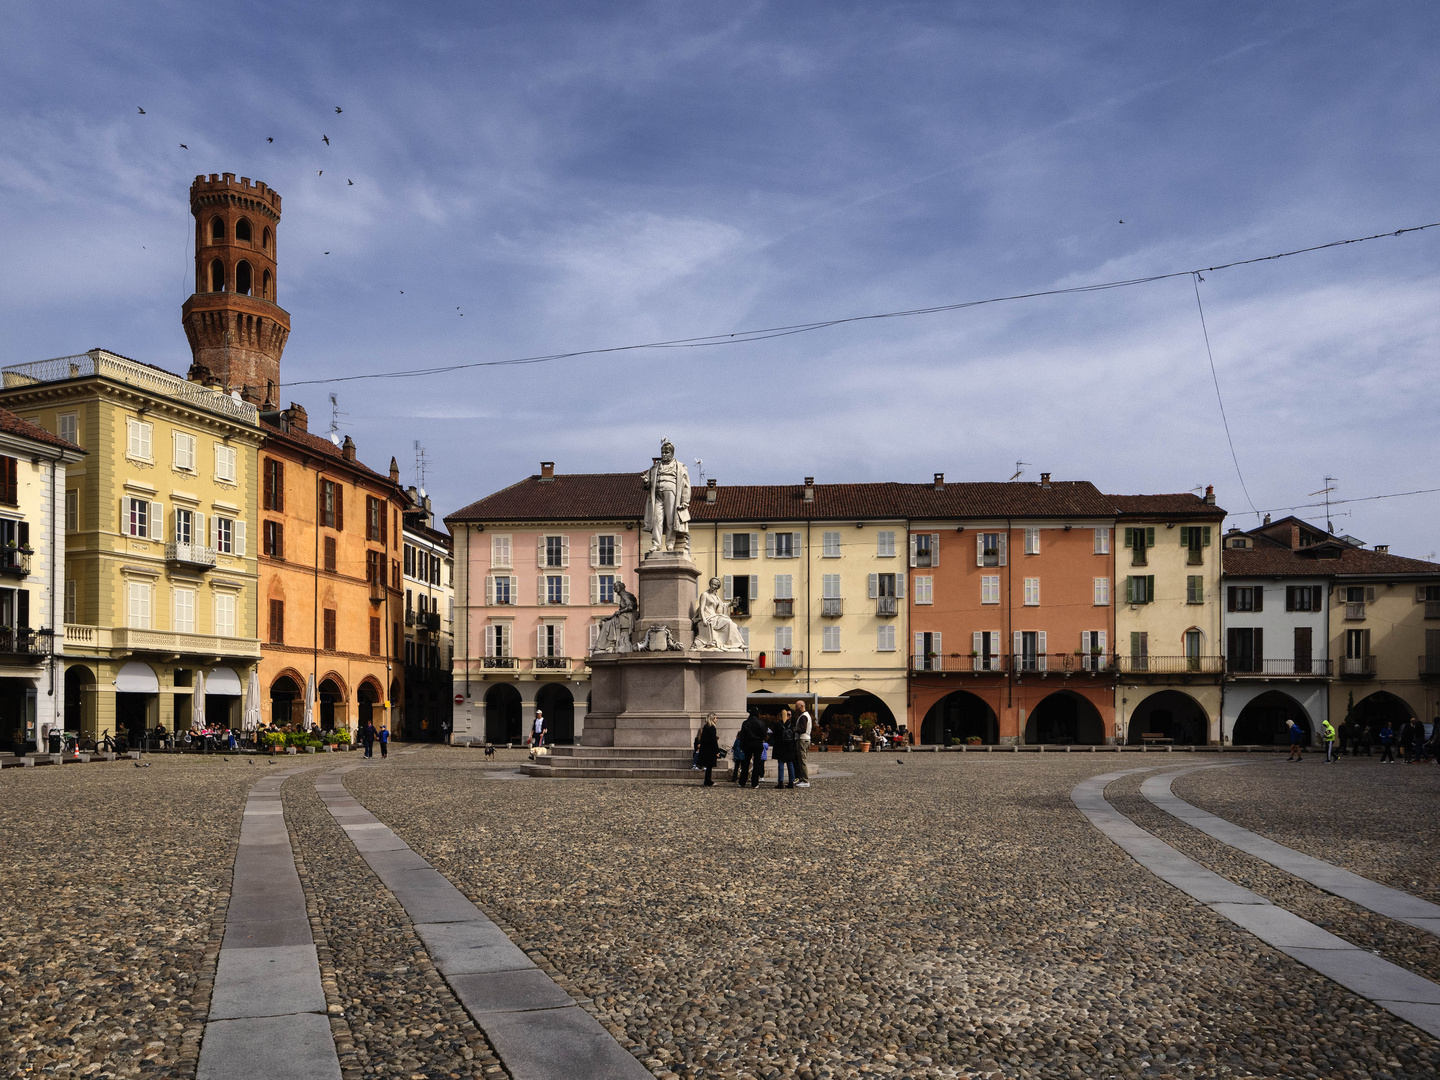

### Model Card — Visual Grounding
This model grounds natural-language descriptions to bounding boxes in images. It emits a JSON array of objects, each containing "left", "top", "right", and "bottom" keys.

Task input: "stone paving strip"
[
  {"left": 197, "top": 763, "right": 342, "bottom": 1080},
  {"left": 1142, "top": 766, "right": 1440, "bottom": 938},
  {"left": 315, "top": 763, "right": 654, "bottom": 1080},
  {"left": 1074, "top": 764, "right": 1440, "bottom": 1041}
]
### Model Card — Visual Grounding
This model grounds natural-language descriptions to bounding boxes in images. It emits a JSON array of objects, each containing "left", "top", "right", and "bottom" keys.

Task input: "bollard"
[{"left": 128, "top": 751, "right": 141, "bottom": 760}]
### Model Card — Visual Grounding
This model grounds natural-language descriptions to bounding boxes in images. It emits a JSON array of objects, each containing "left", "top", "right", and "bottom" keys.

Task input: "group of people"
[
  {"left": 1298, "top": 716, "right": 1439, "bottom": 764},
  {"left": 359, "top": 720, "right": 390, "bottom": 759},
  {"left": 691, "top": 700, "right": 815, "bottom": 789}
]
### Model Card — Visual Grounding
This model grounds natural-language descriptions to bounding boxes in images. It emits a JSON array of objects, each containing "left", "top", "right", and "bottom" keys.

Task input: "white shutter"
[
  {"left": 973, "top": 631, "right": 983, "bottom": 659},
  {"left": 537, "top": 576, "right": 547, "bottom": 605},
  {"left": 1097, "top": 631, "right": 1106, "bottom": 655},
  {"left": 1037, "top": 631, "right": 1047, "bottom": 671},
  {"left": 976, "top": 534, "right": 985, "bottom": 566},
  {"left": 930, "top": 534, "right": 940, "bottom": 567},
  {"left": 766, "top": 532, "right": 776, "bottom": 558},
  {"left": 590, "top": 575, "right": 599, "bottom": 604},
  {"left": 172, "top": 507, "right": 182, "bottom": 542},
  {"left": 1081, "top": 630, "right": 1091, "bottom": 655},
  {"left": 210, "top": 515, "right": 219, "bottom": 549},
  {"left": 1013, "top": 631, "right": 1022, "bottom": 661},
  {"left": 723, "top": 533, "right": 733, "bottom": 559},
  {"left": 149, "top": 502, "right": 163, "bottom": 541},
  {"left": 749, "top": 532, "right": 759, "bottom": 559},
  {"left": 749, "top": 576, "right": 759, "bottom": 600},
  {"left": 509, "top": 575, "right": 519, "bottom": 601},
  {"left": 486, "top": 575, "right": 495, "bottom": 605},
  {"left": 561, "top": 576, "right": 570, "bottom": 604},
  {"left": 932, "top": 632, "right": 941, "bottom": 660},
  {"left": 723, "top": 575, "right": 733, "bottom": 601},
  {"left": 869, "top": 574, "right": 878, "bottom": 599},
  {"left": 998, "top": 535, "right": 1008, "bottom": 566},
  {"left": 234, "top": 520, "right": 246, "bottom": 556},
  {"left": 172, "top": 431, "right": 182, "bottom": 468},
  {"left": 556, "top": 624, "right": 565, "bottom": 654},
  {"left": 537, "top": 536, "right": 546, "bottom": 567},
  {"left": 792, "top": 532, "right": 802, "bottom": 557},
  {"left": 896, "top": 574, "right": 904, "bottom": 599},
  {"left": 561, "top": 536, "right": 570, "bottom": 567},
  {"left": 589, "top": 534, "right": 598, "bottom": 568},
  {"left": 537, "top": 624, "right": 546, "bottom": 655},
  {"left": 911, "top": 534, "right": 920, "bottom": 567},
  {"left": 914, "top": 632, "right": 924, "bottom": 664}
]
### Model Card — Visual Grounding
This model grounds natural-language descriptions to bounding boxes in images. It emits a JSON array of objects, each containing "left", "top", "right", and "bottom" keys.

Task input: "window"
[
  {"left": 1094, "top": 577, "right": 1110, "bottom": 606},
  {"left": 0, "top": 457, "right": 17, "bottom": 506},
  {"left": 320, "top": 480, "right": 343, "bottom": 530},
  {"left": 1126, "top": 575, "right": 1155, "bottom": 604},
  {"left": 877, "top": 625, "right": 896, "bottom": 651},
  {"left": 767, "top": 531, "right": 800, "bottom": 558},
  {"left": 868, "top": 573, "right": 902, "bottom": 600},
  {"left": 65, "top": 579, "right": 77, "bottom": 624},
  {"left": 822, "top": 574, "right": 841, "bottom": 600},
  {"left": 1345, "top": 627, "right": 1370, "bottom": 659},
  {"left": 127, "top": 419, "right": 153, "bottom": 461},
  {"left": 774, "top": 625, "right": 793, "bottom": 666},
  {"left": 366, "top": 496, "right": 386, "bottom": 542},
  {"left": 1226, "top": 585, "right": 1262, "bottom": 612},
  {"left": 127, "top": 581, "right": 152, "bottom": 629},
  {"left": 1285, "top": 585, "right": 1322, "bottom": 612},
  {"left": 323, "top": 536, "right": 337, "bottom": 573},
  {"left": 876, "top": 531, "right": 896, "bottom": 558},
  {"left": 491, "top": 535, "right": 512, "bottom": 567},
  {"left": 214, "top": 443, "right": 236, "bottom": 483},
  {"left": 210, "top": 258, "right": 225, "bottom": 292},
  {"left": 124, "top": 497, "right": 161, "bottom": 539},
  {"left": 214, "top": 516, "right": 234, "bottom": 554},
  {"left": 911, "top": 532, "right": 939, "bottom": 567},
  {"left": 404, "top": 543, "right": 415, "bottom": 577},
  {"left": 724, "top": 575, "right": 757, "bottom": 616},
  {"left": 541, "top": 535, "right": 568, "bottom": 568},
  {"left": 210, "top": 216, "right": 225, "bottom": 241},
  {"left": 485, "top": 623, "right": 511, "bottom": 657},
  {"left": 823, "top": 531, "right": 842, "bottom": 558},
  {"left": 537, "top": 623, "right": 564, "bottom": 658},
  {"left": 542, "top": 574, "right": 569, "bottom": 605},
  {"left": 58, "top": 413, "right": 78, "bottom": 446},
  {"left": 1226, "top": 627, "right": 1262, "bottom": 673},
  {"left": 1024, "top": 577, "right": 1040, "bottom": 606},
  {"left": 323, "top": 608, "right": 337, "bottom": 651},
  {"left": 914, "top": 576, "right": 933, "bottom": 605},
  {"left": 235, "top": 218, "right": 252, "bottom": 242},
  {"left": 267, "top": 599, "right": 284, "bottom": 643},
  {"left": 914, "top": 631, "right": 942, "bottom": 671},
  {"left": 1014, "top": 630, "right": 1045, "bottom": 672},
  {"left": 214, "top": 593, "right": 236, "bottom": 638},
  {"left": 1129, "top": 631, "right": 1149, "bottom": 672},
  {"left": 65, "top": 491, "right": 78, "bottom": 532},
  {"left": 595, "top": 574, "right": 616, "bottom": 604},
  {"left": 1024, "top": 528, "right": 1041, "bottom": 555},
  {"left": 724, "top": 532, "right": 757, "bottom": 559},
  {"left": 1293, "top": 626, "right": 1313, "bottom": 673},
  {"left": 1124, "top": 526, "right": 1154, "bottom": 566},
  {"left": 592, "top": 534, "right": 617, "bottom": 567},
  {"left": 1080, "top": 630, "right": 1107, "bottom": 672},
  {"left": 173, "top": 589, "right": 195, "bottom": 633},
  {"left": 369, "top": 616, "right": 381, "bottom": 655},
  {"left": 263, "top": 520, "right": 283, "bottom": 558},
  {"left": 1185, "top": 630, "right": 1203, "bottom": 669},
  {"left": 1180, "top": 526, "right": 1212, "bottom": 564},
  {"left": 1094, "top": 528, "right": 1110, "bottom": 555},
  {"left": 976, "top": 532, "right": 1006, "bottom": 567},
  {"left": 981, "top": 575, "right": 1000, "bottom": 605},
  {"left": 173, "top": 432, "right": 196, "bottom": 472},
  {"left": 173, "top": 508, "right": 195, "bottom": 545},
  {"left": 774, "top": 574, "right": 793, "bottom": 600},
  {"left": 489, "top": 574, "right": 516, "bottom": 605},
  {"left": 822, "top": 626, "right": 841, "bottom": 652}
]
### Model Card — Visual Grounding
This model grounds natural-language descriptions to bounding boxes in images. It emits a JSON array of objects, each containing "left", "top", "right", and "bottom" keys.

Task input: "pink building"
[{"left": 445, "top": 465, "right": 643, "bottom": 745}]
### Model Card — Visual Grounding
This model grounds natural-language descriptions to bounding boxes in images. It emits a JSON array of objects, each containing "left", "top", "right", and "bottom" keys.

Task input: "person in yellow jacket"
[{"left": 1322, "top": 718, "right": 1338, "bottom": 764}]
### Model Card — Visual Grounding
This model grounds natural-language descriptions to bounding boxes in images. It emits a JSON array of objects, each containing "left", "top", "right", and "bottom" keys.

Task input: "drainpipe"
[
  {"left": 1006, "top": 517, "right": 1014, "bottom": 727},
  {"left": 48, "top": 456, "right": 57, "bottom": 701},
  {"left": 805, "top": 520, "right": 812, "bottom": 695}
]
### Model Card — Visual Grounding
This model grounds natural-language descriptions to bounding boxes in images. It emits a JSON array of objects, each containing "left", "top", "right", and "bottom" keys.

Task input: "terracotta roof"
[
  {"left": 1108, "top": 493, "right": 1225, "bottom": 519},
  {"left": 446, "top": 472, "right": 644, "bottom": 524},
  {"left": 909, "top": 481, "right": 1119, "bottom": 519},
  {"left": 0, "top": 407, "right": 85, "bottom": 455},
  {"left": 259, "top": 420, "right": 396, "bottom": 487},
  {"left": 1224, "top": 546, "right": 1440, "bottom": 578}
]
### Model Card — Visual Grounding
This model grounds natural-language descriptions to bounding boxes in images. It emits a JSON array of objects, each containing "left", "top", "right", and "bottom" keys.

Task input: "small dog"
[{"left": 484, "top": 742, "right": 496, "bottom": 759}]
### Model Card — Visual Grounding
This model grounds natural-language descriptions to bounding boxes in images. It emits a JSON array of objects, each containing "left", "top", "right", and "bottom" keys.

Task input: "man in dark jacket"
[
  {"left": 739, "top": 707, "right": 768, "bottom": 787},
  {"left": 362, "top": 721, "right": 377, "bottom": 758}
]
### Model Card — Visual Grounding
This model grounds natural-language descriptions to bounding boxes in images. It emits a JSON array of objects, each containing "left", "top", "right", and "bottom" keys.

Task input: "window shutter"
[
  {"left": 537, "top": 624, "right": 545, "bottom": 655},
  {"left": 1097, "top": 631, "right": 1106, "bottom": 654},
  {"left": 333, "top": 487, "right": 343, "bottom": 532},
  {"left": 928, "top": 533, "right": 940, "bottom": 567},
  {"left": 1012, "top": 631, "right": 1022, "bottom": 661},
  {"left": 1123, "top": 527, "right": 1133, "bottom": 548},
  {"left": 974, "top": 631, "right": 984, "bottom": 658},
  {"left": 932, "top": 632, "right": 941, "bottom": 659},
  {"left": 590, "top": 535, "right": 599, "bottom": 568},
  {"left": 722, "top": 533, "right": 733, "bottom": 559},
  {"left": 1253, "top": 627, "right": 1263, "bottom": 664},
  {"left": 749, "top": 576, "right": 758, "bottom": 600},
  {"left": 234, "top": 520, "right": 246, "bottom": 556},
  {"left": 561, "top": 576, "right": 570, "bottom": 604},
  {"left": 792, "top": 532, "right": 802, "bottom": 557},
  {"left": 766, "top": 532, "right": 776, "bottom": 558},
  {"left": 976, "top": 534, "right": 984, "bottom": 566},
  {"left": 1365, "top": 586, "right": 1376, "bottom": 603},
  {"left": 1145, "top": 575, "right": 1154, "bottom": 603},
  {"left": 1145, "top": 527, "right": 1155, "bottom": 547},
  {"left": 590, "top": 575, "right": 599, "bottom": 605},
  {"left": 869, "top": 573, "right": 878, "bottom": 599},
  {"left": 1312, "top": 585, "right": 1322, "bottom": 611},
  {"left": 896, "top": 574, "right": 904, "bottom": 598},
  {"left": 1203, "top": 526, "right": 1212, "bottom": 546},
  {"left": 1227, "top": 586, "right": 1237, "bottom": 612},
  {"left": 1125, "top": 576, "right": 1134, "bottom": 604},
  {"left": 1037, "top": 631, "right": 1046, "bottom": 670},
  {"left": 537, "top": 536, "right": 546, "bottom": 567},
  {"left": 723, "top": 575, "right": 733, "bottom": 601},
  {"left": 997, "top": 535, "right": 1007, "bottom": 566},
  {"left": 150, "top": 502, "right": 163, "bottom": 541},
  {"left": 1253, "top": 585, "right": 1263, "bottom": 612},
  {"left": 1285, "top": 586, "right": 1294, "bottom": 612},
  {"left": 537, "top": 577, "right": 546, "bottom": 605},
  {"left": 119, "top": 497, "right": 128, "bottom": 534},
  {"left": 912, "top": 534, "right": 920, "bottom": 567},
  {"left": 749, "top": 533, "right": 759, "bottom": 559},
  {"left": 1418, "top": 586, "right": 1427, "bottom": 603},
  {"left": 914, "top": 632, "right": 924, "bottom": 662},
  {"left": 561, "top": 536, "right": 570, "bottom": 568},
  {"left": 1081, "top": 630, "right": 1091, "bottom": 655},
  {"left": 486, "top": 575, "right": 495, "bottom": 605}
]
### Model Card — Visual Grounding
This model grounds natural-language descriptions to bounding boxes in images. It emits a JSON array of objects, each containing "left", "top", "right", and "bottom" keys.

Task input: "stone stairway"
[{"left": 521, "top": 745, "right": 701, "bottom": 779}]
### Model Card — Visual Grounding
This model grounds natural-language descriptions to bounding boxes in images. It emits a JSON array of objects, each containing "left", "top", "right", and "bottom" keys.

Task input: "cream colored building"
[
  {"left": 1112, "top": 491, "right": 1226, "bottom": 744},
  {"left": 0, "top": 349, "right": 263, "bottom": 744}
]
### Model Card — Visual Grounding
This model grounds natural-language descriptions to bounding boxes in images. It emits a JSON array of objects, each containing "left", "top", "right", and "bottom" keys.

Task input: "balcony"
[
  {"left": 1345, "top": 602, "right": 1366, "bottom": 620},
  {"left": 822, "top": 598, "right": 843, "bottom": 617},
  {"left": 773, "top": 599, "right": 794, "bottom": 618},
  {"left": 405, "top": 609, "right": 416, "bottom": 626},
  {"left": 533, "top": 656, "right": 571, "bottom": 672},
  {"left": 1338, "top": 655, "right": 1377, "bottom": 678},
  {"left": 751, "top": 650, "right": 800, "bottom": 673},
  {"left": 0, "top": 627, "right": 52, "bottom": 662},
  {"left": 1116, "top": 655, "right": 1226, "bottom": 676},
  {"left": 876, "top": 597, "right": 898, "bottom": 617},
  {"left": 911, "top": 653, "right": 1009, "bottom": 674},
  {"left": 482, "top": 656, "right": 517, "bottom": 669},
  {"left": 0, "top": 548, "right": 32, "bottom": 578},
  {"left": 1225, "top": 658, "right": 1333, "bottom": 677},
  {"left": 1420, "top": 655, "right": 1440, "bottom": 679},
  {"left": 165, "top": 542, "right": 216, "bottom": 570},
  {"left": 1186, "top": 549, "right": 1203, "bottom": 565},
  {"left": 368, "top": 575, "right": 386, "bottom": 603},
  {"left": 108, "top": 626, "right": 261, "bottom": 660},
  {"left": 422, "top": 612, "right": 441, "bottom": 632}
]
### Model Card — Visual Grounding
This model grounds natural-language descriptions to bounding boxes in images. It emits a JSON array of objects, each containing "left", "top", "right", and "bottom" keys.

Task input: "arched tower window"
[
  {"left": 236, "top": 261, "right": 253, "bottom": 296},
  {"left": 261, "top": 269, "right": 272, "bottom": 299},
  {"left": 210, "top": 259, "right": 226, "bottom": 292},
  {"left": 235, "top": 218, "right": 253, "bottom": 243},
  {"left": 262, "top": 227, "right": 271, "bottom": 250},
  {"left": 210, "top": 216, "right": 225, "bottom": 241}
]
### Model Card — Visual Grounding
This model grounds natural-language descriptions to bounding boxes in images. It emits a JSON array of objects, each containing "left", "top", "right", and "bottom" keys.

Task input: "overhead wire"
[
  {"left": 1191, "top": 272, "right": 1257, "bottom": 518},
  {"left": 1251, "top": 486, "right": 1440, "bottom": 518},
  {"left": 280, "top": 219, "right": 1440, "bottom": 390}
]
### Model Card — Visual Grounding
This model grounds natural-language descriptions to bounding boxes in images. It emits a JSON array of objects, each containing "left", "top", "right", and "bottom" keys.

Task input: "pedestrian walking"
[
  {"left": 1286, "top": 719, "right": 1304, "bottom": 762},
  {"left": 739, "top": 707, "right": 768, "bottom": 787},
  {"left": 696, "top": 713, "right": 720, "bottom": 786},
  {"left": 1321, "top": 717, "right": 1338, "bottom": 763},
  {"left": 1357, "top": 723, "right": 1373, "bottom": 757},
  {"left": 379, "top": 724, "right": 390, "bottom": 759},
  {"left": 532, "top": 710, "right": 545, "bottom": 748},
  {"left": 1409, "top": 718, "right": 1427, "bottom": 764},
  {"left": 1337, "top": 718, "right": 1350, "bottom": 756},
  {"left": 792, "top": 699, "right": 813, "bottom": 788},
  {"left": 771, "top": 708, "right": 797, "bottom": 789},
  {"left": 362, "top": 721, "right": 376, "bottom": 759},
  {"left": 1379, "top": 720, "right": 1395, "bottom": 763}
]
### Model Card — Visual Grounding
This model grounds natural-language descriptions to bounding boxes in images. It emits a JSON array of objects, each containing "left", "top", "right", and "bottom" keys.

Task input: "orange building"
[
  {"left": 907, "top": 475, "right": 1119, "bottom": 744},
  {"left": 255, "top": 405, "right": 405, "bottom": 735}
]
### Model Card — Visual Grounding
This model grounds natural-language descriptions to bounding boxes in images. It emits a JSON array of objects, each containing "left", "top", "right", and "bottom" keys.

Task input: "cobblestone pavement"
[
  {"left": 346, "top": 749, "right": 1440, "bottom": 1080},
  {"left": 0, "top": 754, "right": 258, "bottom": 1079}
]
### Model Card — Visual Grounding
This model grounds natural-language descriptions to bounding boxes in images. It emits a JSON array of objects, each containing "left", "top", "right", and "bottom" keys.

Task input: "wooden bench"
[{"left": 1141, "top": 733, "right": 1174, "bottom": 746}]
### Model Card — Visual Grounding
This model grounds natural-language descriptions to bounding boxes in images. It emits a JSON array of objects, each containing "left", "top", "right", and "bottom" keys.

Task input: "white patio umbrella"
[
  {"left": 192, "top": 671, "right": 206, "bottom": 731},
  {"left": 304, "top": 673, "right": 316, "bottom": 730},
  {"left": 243, "top": 668, "right": 262, "bottom": 731}
]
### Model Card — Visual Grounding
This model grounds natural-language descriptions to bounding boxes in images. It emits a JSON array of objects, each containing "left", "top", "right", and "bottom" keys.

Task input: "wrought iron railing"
[
  {"left": 876, "top": 597, "right": 898, "bottom": 616},
  {"left": 822, "top": 598, "right": 843, "bottom": 617},
  {"left": 1338, "top": 655, "right": 1376, "bottom": 677},
  {"left": 482, "top": 656, "right": 517, "bottom": 669},
  {"left": 1116, "top": 655, "right": 1225, "bottom": 675},
  {"left": 0, "top": 548, "right": 32, "bottom": 577},
  {"left": 1225, "top": 657, "right": 1332, "bottom": 676}
]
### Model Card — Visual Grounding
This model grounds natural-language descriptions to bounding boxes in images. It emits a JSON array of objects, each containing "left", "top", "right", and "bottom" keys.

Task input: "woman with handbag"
[
  {"left": 771, "top": 708, "right": 797, "bottom": 789},
  {"left": 697, "top": 713, "right": 721, "bottom": 786}
]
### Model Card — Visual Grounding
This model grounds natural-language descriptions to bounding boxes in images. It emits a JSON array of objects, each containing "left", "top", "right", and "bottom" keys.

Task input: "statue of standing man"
[{"left": 641, "top": 439, "right": 691, "bottom": 555}]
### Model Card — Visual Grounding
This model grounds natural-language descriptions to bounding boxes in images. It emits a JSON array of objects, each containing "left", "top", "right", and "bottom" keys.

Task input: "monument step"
[{"left": 549, "top": 746, "right": 694, "bottom": 758}]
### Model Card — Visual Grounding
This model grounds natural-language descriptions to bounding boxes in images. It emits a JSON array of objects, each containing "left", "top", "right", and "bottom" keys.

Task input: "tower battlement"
[{"left": 191, "top": 173, "right": 282, "bottom": 215}]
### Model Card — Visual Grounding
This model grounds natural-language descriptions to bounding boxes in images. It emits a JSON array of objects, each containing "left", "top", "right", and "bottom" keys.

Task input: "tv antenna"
[
  {"left": 1008, "top": 461, "right": 1031, "bottom": 482},
  {"left": 693, "top": 458, "right": 705, "bottom": 486},
  {"left": 327, "top": 393, "right": 347, "bottom": 446},
  {"left": 1309, "top": 477, "right": 1338, "bottom": 534},
  {"left": 414, "top": 440, "right": 429, "bottom": 493}
]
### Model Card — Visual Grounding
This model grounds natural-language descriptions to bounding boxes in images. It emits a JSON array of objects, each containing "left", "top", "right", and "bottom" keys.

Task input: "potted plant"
[{"left": 966, "top": 735, "right": 982, "bottom": 745}]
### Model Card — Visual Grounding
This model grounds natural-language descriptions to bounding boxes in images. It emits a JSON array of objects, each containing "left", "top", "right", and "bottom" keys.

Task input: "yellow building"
[
  {"left": 1112, "top": 491, "right": 1226, "bottom": 744},
  {"left": 0, "top": 349, "right": 263, "bottom": 744}
]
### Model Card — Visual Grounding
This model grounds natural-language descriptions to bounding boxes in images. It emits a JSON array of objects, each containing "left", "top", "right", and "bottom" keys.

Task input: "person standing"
[
  {"left": 792, "top": 699, "right": 813, "bottom": 788},
  {"left": 1357, "top": 723, "right": 1373, "bottom": 757},
  {"left": 1409, "top": 718, "right": 1427, "bottom": 764},
  {"left": 532, "top": 709, "right": 545, "bottom": 749},
  {"left": 362, "top": 721, "right": 376, "bottom": 759},
  {"left": 1286, "top": 719, "right": 1303, "bottom": 762},
  {"left": 729, "top": 728, "right": 746, "bottom": 783},
  {"left": 696, "top": 714, "right": 720, "bottom": 786},
  {"left": 379, "top": 724, "right": 390, "bottom": 759},
  {"left": 1378, "top": 720, "right": 1395, "bottom": 763},
  {"left": 739, "top": 707, "right": 768, "bottom": 787},
  {"left": 1337, "top": 718, "right": 1350, "bottom": 757},
  {"left": 771, "top": 708, "right": 797, "bottom": 789},
  {"left": 1321, "top": 717, "right": 1338, "bottom": 763}
]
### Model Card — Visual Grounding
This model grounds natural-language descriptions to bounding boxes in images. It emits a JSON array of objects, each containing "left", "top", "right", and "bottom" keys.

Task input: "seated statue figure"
[
  {"left": 692, "top": 577, "right": 747, "bottom": 652},
  {"left": 593, "top": 578, "right": 638, "bottom": 653}
]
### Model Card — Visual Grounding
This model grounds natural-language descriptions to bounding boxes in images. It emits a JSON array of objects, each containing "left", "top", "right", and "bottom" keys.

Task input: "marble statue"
[
  {"left": 592, "top": 579, "right": 638, "bottom": 653},
  {"left": 641, "top": 439, "right": 691, "bottom": 554},
  {"left": 692, "top": 577, "right": 747, "bottom": 652}
]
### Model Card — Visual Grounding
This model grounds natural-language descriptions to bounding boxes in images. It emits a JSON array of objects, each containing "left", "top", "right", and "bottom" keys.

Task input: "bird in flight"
[
  {"left": 324, "top": 251, "right": 330, "bottom": 255},
  {"left": 317, "top": 170, "right": 323, "bottom": 176},
  {"left": 267, "top": 137, "right": 274, "bottom": 143},
  {"left": 347, "top": 179, "right": 353, "bottom": 185},
  {"left": 323, "top": 134, "right": 330, "bottom": 145},
  {"left": 137, "top": 106, "right": 145, "bottom": 114},
  {"left": 1118, "top": 220, "right": 1125, "bottom": 224},
  {"left": 179, "top": 143, "right": 188, "bottom": 149},
  {"left": 335, "top": 106, "right": 343, "bottom": 113}
]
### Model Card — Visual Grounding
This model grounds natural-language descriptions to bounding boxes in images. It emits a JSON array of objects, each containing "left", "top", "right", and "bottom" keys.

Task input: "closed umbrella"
[
  {"left": 192, "top": 671, "right": 206, "bottom": 731},
  {"left": 243, "top": 668, "right": 262, "bottom": 732},
  {"left": 304, "top": 673, "right": 316, "bottom": 731}
]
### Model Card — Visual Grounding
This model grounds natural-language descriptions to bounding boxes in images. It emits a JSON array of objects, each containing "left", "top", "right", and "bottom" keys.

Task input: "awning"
[
  {"left": 115, "top": 662, "right": 160, "bottom": 694},
  {"left": 204, "top": 667, "right": 243, "bottom": 696}
]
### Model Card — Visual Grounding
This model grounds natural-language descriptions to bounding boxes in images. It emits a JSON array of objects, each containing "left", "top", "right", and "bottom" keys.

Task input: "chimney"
[
  {"left": 1263, "top": 513, "right": 1271, "bottom": 526},
  {"left": 1374, "top": 544, "right": 1389, "bottom": 554},
  {"left": 933, "top": 472, "right": 944, "bottom": 491},
  {"left": 1290, "top": 522, "right": 1301, "bottom": 550},
  {"left": 539, "top": 461, "right": 555, "bottom": 481},
  {"left": 390, "top": 458, "right": 401, "bottom": 483},
  {"left": 803, "top": 477, "right": 815, "bottom": 502},
  {"left": 706, "top": 478, "right": 717, "bottom": 503},
  {"left": 341, "top": 435, "right": 356, "bottom": 462},
  {"left": 1205, "top": 484, "right": 1216, "bottom": 506},
  {"left": 1040, "top": 472, "right": 1051, "bottom": 489},
  {"left": 286, "top": 403, "right": 308, "bottom": 432}
]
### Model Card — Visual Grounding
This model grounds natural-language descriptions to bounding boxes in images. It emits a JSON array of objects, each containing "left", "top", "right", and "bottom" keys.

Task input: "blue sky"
[{"left": 3, "top": 1, "right": 1438, "bottom": 553}]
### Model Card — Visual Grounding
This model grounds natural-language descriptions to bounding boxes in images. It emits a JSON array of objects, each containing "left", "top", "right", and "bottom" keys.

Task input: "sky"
[{"left": 2, "top": 1, "right": 1438, "bottom": 554}]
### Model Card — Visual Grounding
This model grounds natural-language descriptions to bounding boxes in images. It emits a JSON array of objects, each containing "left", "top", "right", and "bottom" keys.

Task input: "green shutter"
[
  {"left": 1145, "top": 527, "right": 1155, "bottom": 548},
  {"left": 1202, "top": 526, "right": 1212, "bottom": 546},
  {"left": 1125, "top": 576, "right": 1134, "bottom": 603},
  {"left": 1146, "top": 575, "right": 1155, "bottom": 603},
  {"left": 1123, "top": 527, "right": 1133, "bottom": 548},
  {"left": 1179, "top": 526, "right": 1189, "bottom": 546}
]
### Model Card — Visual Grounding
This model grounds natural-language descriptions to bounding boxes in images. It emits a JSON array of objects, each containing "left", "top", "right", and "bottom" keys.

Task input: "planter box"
[{"left": 826, "top": 745, "right": 844, "bottom": 752}]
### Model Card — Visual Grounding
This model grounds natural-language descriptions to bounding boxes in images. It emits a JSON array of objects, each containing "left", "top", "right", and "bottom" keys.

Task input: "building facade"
[
  {"left": 400, "top": 485, "right": 455, "bottom": 742},
  {"left": 0, "top": 349, "right": 263, "bottom": 744}
]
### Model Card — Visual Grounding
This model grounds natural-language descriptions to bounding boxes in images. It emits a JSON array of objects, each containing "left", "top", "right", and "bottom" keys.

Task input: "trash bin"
[{"left": 48, "top": 730, "right": 62, "bottom": 754}]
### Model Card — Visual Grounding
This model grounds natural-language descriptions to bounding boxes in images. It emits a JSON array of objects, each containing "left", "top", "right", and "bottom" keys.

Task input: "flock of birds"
[{"left": 144, "top": 103, "right": 350, "bottom": 185}]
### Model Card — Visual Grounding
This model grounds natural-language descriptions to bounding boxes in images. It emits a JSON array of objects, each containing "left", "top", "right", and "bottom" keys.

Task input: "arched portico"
[
  {"left": 1347, "top": 690, "right": 1416, "bottom": 733},
  {"left": 1233, "top": 690, "right": 1312, "bottom": 746},
  {"left": 1126, "top": 690, "right": 1210, "bottom": 746},
  {"left": 484, "top": 683, "right": 523, "bottom": 744},
  {"left": 1025, "top": 690, "right": 1105, "bottom": 745},
  {"left": 820, "top": 689, "right": 899, "bottom": 743},
  {"left": 921, "top": 690, "right": 999, "bottom": 745},
  {"left": 535, "top": 683, "right": 575, "bottom": 745}
]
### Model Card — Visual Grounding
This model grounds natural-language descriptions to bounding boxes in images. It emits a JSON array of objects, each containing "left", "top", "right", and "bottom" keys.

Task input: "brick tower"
[{"left": 182, "top": 173, "right": 290, "bottom": 406}]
